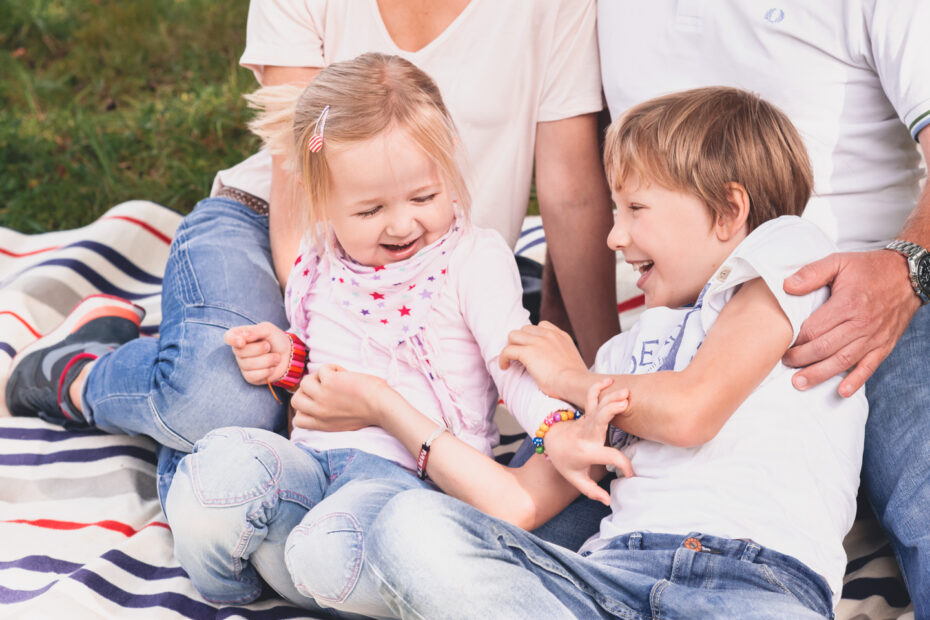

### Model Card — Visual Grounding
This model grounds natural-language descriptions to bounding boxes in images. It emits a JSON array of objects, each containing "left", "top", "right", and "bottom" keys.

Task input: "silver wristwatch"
[{"left": 885, "top": 240, "right": 930, "bottom": 305}]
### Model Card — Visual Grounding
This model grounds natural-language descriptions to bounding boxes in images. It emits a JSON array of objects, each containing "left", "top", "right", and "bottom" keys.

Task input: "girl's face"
[
  {"left": 607, "top": 173, "right": 739, "bottom": 308},
  {"left": 325, "top": 126, "right": 456, "bottom": 267}
]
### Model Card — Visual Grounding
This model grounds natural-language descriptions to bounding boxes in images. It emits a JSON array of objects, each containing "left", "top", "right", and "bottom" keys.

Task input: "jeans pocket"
[
  {"left": 189, "top": 429, "right": 284, "bottom": 507},
  {"left": 757, "top": 563, "right": 829, "bottom": 616}
]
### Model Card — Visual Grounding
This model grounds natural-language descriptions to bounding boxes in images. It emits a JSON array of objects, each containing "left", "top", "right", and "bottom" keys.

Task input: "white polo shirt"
[
  {"left": 598, "top": 0, "right": 930, "bottom": 251},
  {"left": 214, "top": 0, "right": 603, "bottom": 248}
]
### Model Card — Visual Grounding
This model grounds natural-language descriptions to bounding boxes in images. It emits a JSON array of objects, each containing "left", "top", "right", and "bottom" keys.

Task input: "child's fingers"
[
  {"left": 236, "top": 353, "right": 280, "bottom": 372},
  {"left": 596, "top": 446, "right": 634, "bottom": 479},
  {"left": 498, "top": 345, "right": 519, "bottom": 370},
  {"left": 584, "top": 377, "right": 614, "bottom": 413},
  {"left": 224, "top": 327, "right": 248, "bottom": 348},
  {"left": 594, "top": 394, "right": 629, "bottom": 425},
  {"left": 233, "top": 340, "right": 274, "bottom": 359},
  {"left": 566, "top": 472, "right": 612, "bottom": 506}
]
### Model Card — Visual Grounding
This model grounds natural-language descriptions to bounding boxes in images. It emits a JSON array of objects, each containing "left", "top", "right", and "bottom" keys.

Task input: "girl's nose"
[{"left": 385, "top": 207, "right": 417, "bottom": 238}]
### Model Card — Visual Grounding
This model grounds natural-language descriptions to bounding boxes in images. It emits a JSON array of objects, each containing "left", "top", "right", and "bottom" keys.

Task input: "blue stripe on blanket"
[
  {"left": 102, "top": 550, "right": 188, "bottom": 581},
  {"left": 0, "top": 342, "right": 14, "bottom": 358},
  {"left": 0, "top": 445, "right": 157, "bottom": 466},
  {"left": 842, "top": 577, "right": 912, "bottom": 607},
  {"left": 4, "top": 258, "right": 160, "bottom": 301},
  {"left": 0, "top": 582, "right": 55, "bottom": 603},
  {"left": 1, "top": 241, "right": 164, "bottom": 288},
  {"left": 0, "top": 555, "right": 83, "bottom": 574},
  {"left": 0, "top": 426, "right": 109, "bottom": 441}
]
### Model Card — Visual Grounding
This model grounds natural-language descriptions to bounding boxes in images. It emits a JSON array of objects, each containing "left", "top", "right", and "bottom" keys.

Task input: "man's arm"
[
  {"left": 782, "top": 127, "right": 930, "bottom": 396},
  {"left": 534, "top": 114, "right": 620, "bottom": 365},
  {"left": 263, "top": 65, "right": 321, "bottom": 288}
]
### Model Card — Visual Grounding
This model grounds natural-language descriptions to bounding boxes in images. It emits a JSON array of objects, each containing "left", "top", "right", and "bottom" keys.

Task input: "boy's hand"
[
  {"left": 291, "top": 365, "right": 393, "bottom": 432},
  {"left": 224, "top": 322, "right": 291, "bottom": 385},
  {"left": 543, "top": 378, "right": 634, "bottom": 505},
  {"left": 499, "top": 321, "right": 588, "bottom": 397}
]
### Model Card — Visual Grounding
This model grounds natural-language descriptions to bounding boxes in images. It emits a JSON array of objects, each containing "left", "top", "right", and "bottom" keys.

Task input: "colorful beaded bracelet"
[
  {"left": 270, "top": 332, "right": 309, "bottom": 392},
  {"left": 533, "top": 409, "right": 582, "bottom": 454}
]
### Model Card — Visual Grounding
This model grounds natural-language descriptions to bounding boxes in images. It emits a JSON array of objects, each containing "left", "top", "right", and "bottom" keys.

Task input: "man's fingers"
[
  {"left": 783, "top": 254, "right": 841, "bottom": 296},
  {"left": 790, "top": 336, "right": 869, "bottom": 391},
  {"left": 783, "top": 318, "right": 854, "bottom": 368},
  {"left": 838, "top": 349, "right": 887, "bottom": 398}
]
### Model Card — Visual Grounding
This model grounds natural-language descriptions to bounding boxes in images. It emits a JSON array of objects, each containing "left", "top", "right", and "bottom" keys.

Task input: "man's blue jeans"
[
  {"left": 165, "top": 427, "right": 430, "bottom": 618},
  {"left": 368, "top": 490, "right": 834, "bottom": 619},
  {"left": 864, "top": 303, "right": 930, "bottom": 614},
  {"left": 79, "top": 198, "right": 289, "bottom": 500}
]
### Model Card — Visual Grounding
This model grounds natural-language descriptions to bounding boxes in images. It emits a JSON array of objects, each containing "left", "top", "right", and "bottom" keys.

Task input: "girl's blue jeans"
[
  {"left": 79, "top": 198, "right": 290, "bottom": 501},
  {"left": 368, "top": 489, "right": 835, "bottom": 619},
  {"left": 165, "top": 426, "right": 430, "bottom": 618}
]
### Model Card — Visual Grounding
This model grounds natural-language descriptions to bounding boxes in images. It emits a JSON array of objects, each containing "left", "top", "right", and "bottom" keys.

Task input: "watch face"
[{"left": 918, "top": 254, "right": 930, "bottom": 295}]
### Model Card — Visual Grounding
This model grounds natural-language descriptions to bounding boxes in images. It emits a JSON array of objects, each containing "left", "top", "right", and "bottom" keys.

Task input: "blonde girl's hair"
[
  {"left": 603, "top": 86, "right": 813, "bottom": 232},
  {"left": 247, "top": 53, "right": 470, "bottom": 230}
]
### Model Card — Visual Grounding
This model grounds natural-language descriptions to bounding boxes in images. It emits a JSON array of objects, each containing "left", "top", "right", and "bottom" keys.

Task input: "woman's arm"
[
  {"left": 290, "top": 367, "right": 629, "bottom": 529},
  {"left": 262, "top": 65, "right": 321, "bottom": 288},
  {"left": 502, "top": 277, "right": 794, "bottom": 447}
]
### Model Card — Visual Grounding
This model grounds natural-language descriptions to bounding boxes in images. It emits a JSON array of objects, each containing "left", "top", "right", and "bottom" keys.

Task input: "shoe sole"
[{"left": 7, "top": 294, "right": 146, "bottom": 383}]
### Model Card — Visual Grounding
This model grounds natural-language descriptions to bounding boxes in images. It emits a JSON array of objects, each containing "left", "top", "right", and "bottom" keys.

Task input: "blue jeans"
[
  {"left": 863, "top": 303, "right": 930, "bottom": 614},
  {"left": 79, "top": 198, "right": 289, "bottom": 501},
  {"left": 164, "top": 427, "right": 430, "bottom": 618},
  {"left": 367, "top": 490, "right": 834, "bottom": 619},
  {"left": 509, "top": 436, "right": 613, "bottom": 551}
]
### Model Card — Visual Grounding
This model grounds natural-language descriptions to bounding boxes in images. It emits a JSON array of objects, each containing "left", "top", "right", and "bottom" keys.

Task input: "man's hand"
[
  {"left": 290, "top": 365, "right": 393, "bottom": 432},
  {"left": 542, "top": 378, "right": 634, "bottom": 505},
  {"left": 224, "top": 323, "right": 291, "bottom": 385},
  {"left": 783, "top": 249, "right": 920, "bottom": 396},
  {"left": 499, "top": 321, "right": 589, "bottom": 398}
]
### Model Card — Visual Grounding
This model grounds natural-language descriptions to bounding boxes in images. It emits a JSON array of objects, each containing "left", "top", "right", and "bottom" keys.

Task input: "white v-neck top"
[{"left": 215, "top": 0, "right": 603, "bottom": 248}]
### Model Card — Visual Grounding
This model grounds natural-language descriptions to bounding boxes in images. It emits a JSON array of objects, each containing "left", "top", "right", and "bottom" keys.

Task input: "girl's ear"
[{"left": 715, "top": 182, "right": 751, "bottom": 241}]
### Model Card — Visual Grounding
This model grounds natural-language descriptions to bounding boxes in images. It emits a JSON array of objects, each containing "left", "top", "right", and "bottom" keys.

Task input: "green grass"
[{"left": 0, "top": 0, "right": 258, "bottom": 233}]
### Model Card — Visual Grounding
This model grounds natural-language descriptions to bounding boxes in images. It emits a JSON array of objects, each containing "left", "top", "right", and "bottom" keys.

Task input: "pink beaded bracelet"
[
  {"left": 270, "top": 332, "right": 309, "bottom": 392},
  {"left": 532, "top": 409, "right": 582, "bottom": 454}
]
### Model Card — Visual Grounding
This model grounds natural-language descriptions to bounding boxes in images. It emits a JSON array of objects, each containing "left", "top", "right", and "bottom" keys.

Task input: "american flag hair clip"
[{"left": 308, "top": 105, "right": 330, "bottom": 153}]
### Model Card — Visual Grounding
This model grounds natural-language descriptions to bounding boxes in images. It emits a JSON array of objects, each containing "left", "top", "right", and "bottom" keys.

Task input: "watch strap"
[{"left": 885, "top": 240, "right": 930, "bottom": 304}]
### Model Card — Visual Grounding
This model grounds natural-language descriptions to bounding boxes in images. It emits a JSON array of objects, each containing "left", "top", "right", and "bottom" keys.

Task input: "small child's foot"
[{"left": 5, "top": 295, "right": 145, "bottom": 429}]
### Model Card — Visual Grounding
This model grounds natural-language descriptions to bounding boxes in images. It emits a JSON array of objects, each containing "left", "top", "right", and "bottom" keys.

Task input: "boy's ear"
[{"left": 715, "top": 182, "right": 751, "bottom": 241}]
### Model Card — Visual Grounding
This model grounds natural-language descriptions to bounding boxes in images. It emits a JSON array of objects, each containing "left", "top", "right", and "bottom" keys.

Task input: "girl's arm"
[
  {"left": 291, "top": 368, "right": 630, "bottom": 529},
  {"left": 502, "top": 277, "right": 794, "bottom": 447}
]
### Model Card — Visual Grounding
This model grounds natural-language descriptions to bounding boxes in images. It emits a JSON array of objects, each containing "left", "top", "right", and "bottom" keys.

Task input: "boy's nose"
[{"left": 606, "top": 220, "right": 630, "bottom": 250}]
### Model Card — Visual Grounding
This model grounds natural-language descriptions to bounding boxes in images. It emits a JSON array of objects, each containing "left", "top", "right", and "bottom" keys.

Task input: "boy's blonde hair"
[
  {"left": 247, "top": 53, "right": 470, "bottom": 229},
  {"left": 604, "top": 87, "right": 813, "bottom": 232}
]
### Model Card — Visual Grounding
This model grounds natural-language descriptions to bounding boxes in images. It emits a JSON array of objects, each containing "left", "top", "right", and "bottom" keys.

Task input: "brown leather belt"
[{"left": 215, "top": 183, "right": 269, "bottom": 216}]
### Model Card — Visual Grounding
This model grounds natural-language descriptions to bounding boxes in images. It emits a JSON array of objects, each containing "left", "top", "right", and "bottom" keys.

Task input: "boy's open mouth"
[{"left": 629, "top": 260, "right": 654, "bottom": 274}]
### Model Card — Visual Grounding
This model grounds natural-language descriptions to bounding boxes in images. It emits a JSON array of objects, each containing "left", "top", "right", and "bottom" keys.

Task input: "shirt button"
[{"left": 683, "top": 537, "right": 702, "bottom": 552}]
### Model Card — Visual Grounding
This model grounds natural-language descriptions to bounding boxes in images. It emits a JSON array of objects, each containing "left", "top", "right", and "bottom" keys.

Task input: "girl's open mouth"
[{"left": 381, "top": 237, "right": 421, "bottom": 260}]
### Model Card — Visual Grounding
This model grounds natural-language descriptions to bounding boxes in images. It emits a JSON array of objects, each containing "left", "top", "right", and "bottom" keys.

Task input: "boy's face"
[
  {"left": 608, "top": 173, "right": 732, "bottom": 308},
  {"left": 326, "top": 126, "right": 456, "bottom": 267}
]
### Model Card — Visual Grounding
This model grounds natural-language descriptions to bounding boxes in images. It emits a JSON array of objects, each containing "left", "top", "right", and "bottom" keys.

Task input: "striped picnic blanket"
[{"left": 0, "top": 202, "right": 914, "bottom": 618}]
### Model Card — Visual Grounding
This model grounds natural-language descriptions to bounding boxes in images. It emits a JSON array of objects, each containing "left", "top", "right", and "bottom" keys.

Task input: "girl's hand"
[
  {"left": 224, "top": 322, "right": 291, "bottom": 385},
  {"left": 542, "top": 378, "right": 634, "bottom": 505},
  {"left": 291, "top": 365, "right": 394, "bottom": 432},
  {"left": 498, "top": 321, "right": 588, "bottom": 398}
]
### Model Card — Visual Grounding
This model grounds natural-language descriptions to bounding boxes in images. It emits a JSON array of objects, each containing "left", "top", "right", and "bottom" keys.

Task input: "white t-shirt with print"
[
  {"left": 580, "top": 217, "right": 868, "bottom": 604},
  {"left": 215, "top": 0, "right": 603, "bottom": 248},
  {"left": 598, "top": 0, "right": 930, "bottom": 251}
]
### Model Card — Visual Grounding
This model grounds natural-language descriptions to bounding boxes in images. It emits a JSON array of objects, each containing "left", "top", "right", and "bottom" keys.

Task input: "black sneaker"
[{"left": 5, "top": 294, "right": 145, "bottom": 429}]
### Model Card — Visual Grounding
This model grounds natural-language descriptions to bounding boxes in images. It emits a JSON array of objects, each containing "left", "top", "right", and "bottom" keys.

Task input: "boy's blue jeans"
[
  {"left": 165, "top": 426, "right": 429, "bottom": 618},
  {"left": 368, "top": 490, "right": 835, "bottom": 619},
  {"left": 79, "top": 198, "right": 289, "bottom": 500}
]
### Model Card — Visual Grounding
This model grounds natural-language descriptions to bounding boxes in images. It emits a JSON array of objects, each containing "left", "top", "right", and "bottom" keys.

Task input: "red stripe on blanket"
[
  {"left": 0, "top": 311, "right": 42, "bottom": 338},
  {"left": 617, "top": 295, "right": 646, "bottom": 314},
  {"left": 0, "top": 245, "right": 62, "bottom": 258},
  {"left": 101, "top": 215, "right": 173, "bottom": 245},
  {"left": 3, "top": 518, "right": 170, "bottom": 536}
]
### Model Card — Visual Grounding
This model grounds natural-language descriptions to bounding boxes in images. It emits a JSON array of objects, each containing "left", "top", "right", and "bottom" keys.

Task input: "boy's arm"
[{"left": 504, "top": 277, "right": 794, "bottom": 447}]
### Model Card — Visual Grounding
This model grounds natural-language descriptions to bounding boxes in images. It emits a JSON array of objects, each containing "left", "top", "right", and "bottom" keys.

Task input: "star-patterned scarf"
[{"left": 286, "top": 216, "right": 477, "bottom": 433}]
